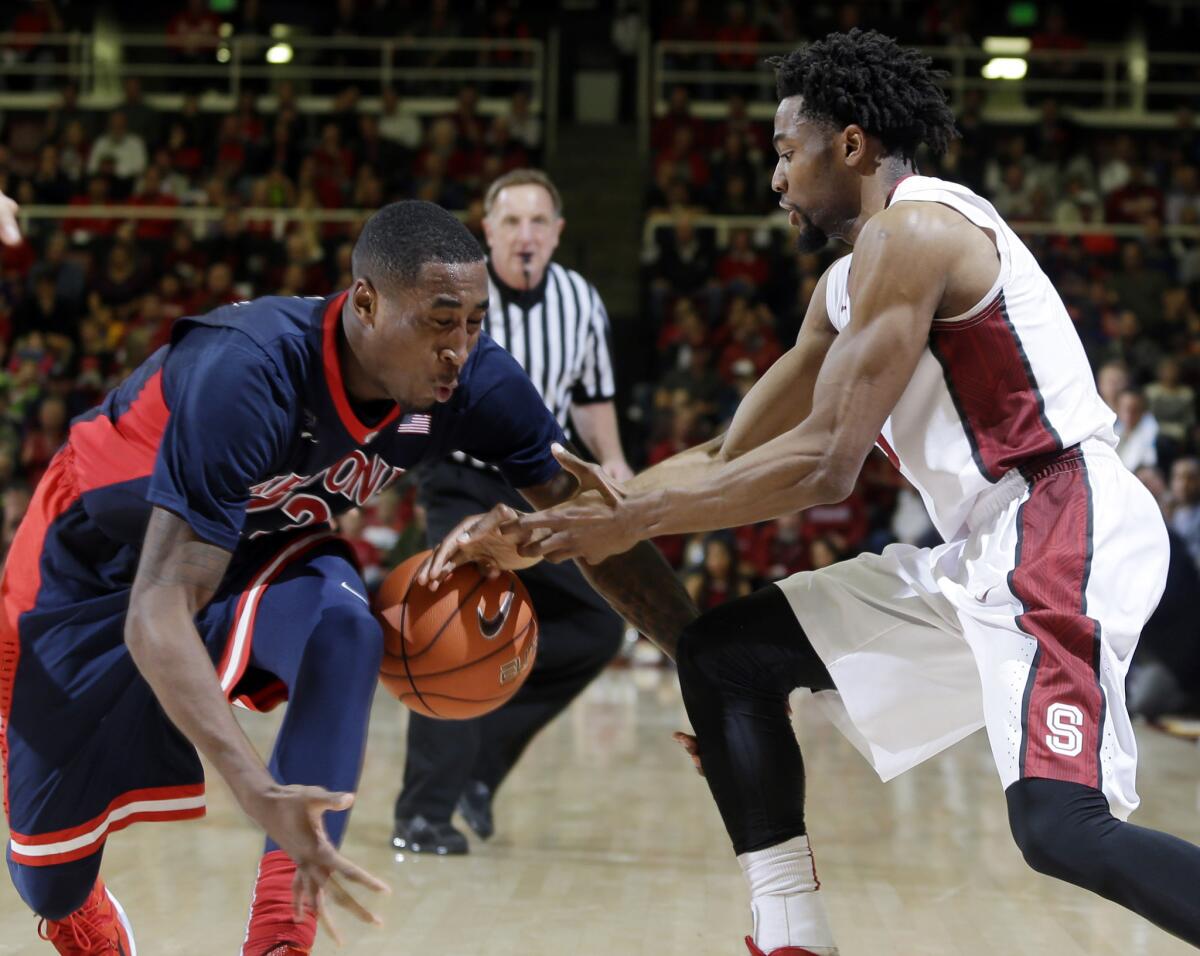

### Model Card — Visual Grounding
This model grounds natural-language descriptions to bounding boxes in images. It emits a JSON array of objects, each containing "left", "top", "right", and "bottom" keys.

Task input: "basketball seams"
[
  {"left": 377, "top": 552, "right": 539, "bottom": 719},
  {"left": 378, "top": 614, "right": 535, "bottom": 680}
]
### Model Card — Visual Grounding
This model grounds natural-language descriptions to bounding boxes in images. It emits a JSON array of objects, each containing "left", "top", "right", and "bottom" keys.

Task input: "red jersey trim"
[{"left": 321, "top": 291, "right": 400, "bottom": 443}]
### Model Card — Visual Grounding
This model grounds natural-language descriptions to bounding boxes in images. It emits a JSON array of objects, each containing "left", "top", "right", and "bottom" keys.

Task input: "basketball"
[{"left": 375, "top": 550, "right": 538, "bottom": 719}]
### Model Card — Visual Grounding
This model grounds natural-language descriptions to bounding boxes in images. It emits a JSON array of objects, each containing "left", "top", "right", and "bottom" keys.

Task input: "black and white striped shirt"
[{"left": 453, "top": 260, "right": 616, "bottom": 469}]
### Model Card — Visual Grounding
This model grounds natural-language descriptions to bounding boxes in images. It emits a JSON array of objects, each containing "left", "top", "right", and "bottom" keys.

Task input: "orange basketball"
[{"left": 375, "top": 550, "right": 538, "bottom": 719}]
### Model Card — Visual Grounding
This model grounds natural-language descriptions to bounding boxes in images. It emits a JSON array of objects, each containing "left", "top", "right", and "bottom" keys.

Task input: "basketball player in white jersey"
[{"left": 422, "top": 28, "right": 1200, "bottom": 956}]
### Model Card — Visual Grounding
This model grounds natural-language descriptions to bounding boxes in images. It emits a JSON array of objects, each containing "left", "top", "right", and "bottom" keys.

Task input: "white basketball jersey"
[{"left": 824, "top": 175, "right": 1117, "bottom": 541}]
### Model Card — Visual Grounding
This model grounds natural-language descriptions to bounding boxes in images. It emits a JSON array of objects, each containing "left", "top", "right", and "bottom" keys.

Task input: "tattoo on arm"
[
  {"left": 579, "top": 542, "right": 698, "bottom": 660},
  {"left": 134, "top": 508, "right": 233, "bottom": 612}
]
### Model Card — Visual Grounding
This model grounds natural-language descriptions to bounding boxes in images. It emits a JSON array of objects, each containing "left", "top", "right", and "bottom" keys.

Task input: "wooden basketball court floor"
[{"left": 2, "top": 669, "right": 1198, "bottom": 955}]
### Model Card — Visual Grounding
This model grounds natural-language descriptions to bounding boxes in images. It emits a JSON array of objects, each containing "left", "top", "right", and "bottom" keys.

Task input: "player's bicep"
[
  {"left": 806, "top": 220, "right": 945, "bottom": 480},
  {"left": 130, "top": 506, "right": 234, "bottom": 619},
  {"left": 722, "top": 267, "right": 837, "bottom": 459}
]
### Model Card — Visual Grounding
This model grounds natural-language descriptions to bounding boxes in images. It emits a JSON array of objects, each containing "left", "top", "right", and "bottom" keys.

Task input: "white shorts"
[{"left": 776, "top": 444, "right": 1168, "bottom": 820}]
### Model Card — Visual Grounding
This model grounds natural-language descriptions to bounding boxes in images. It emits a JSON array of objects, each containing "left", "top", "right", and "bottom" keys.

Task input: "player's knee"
[
  {"left": 9, "top": 862, "right": 97, "bottom": 921},
  {"left": 675, "top": 612, "right": 724, "bottom": 692},
  {"left": 1006, "top": 778, "right": 1107, "bottom": 883},
  {"left": 308, "top": 594, "right": 383, "bottom": 685}
]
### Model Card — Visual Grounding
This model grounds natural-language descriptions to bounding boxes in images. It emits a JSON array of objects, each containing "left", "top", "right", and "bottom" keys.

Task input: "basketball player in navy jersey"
[
  {"left": 430, "top": 30, "right": 1200, "bottom": 956},
  {"left": 0, "top": 197, "right": 693, "bottom": 954}
]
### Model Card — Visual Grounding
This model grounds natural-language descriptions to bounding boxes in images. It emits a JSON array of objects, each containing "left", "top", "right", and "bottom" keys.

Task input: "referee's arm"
[{"left": 570, "top": 287, "right": 633, "bottom": 481}]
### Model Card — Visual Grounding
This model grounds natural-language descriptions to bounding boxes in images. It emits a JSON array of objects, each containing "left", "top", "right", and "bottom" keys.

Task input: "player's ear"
[
  {"left": 841, "top": 124, "right": 867, "bottom": 167},
  {"left": 351, "top": 277, "right": 376, "bottom": 326}
]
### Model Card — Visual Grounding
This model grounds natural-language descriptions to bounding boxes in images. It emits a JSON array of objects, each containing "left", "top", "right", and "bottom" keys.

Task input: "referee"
[{"left": 393, "top": 169, "right": 632, "bottom": 854}]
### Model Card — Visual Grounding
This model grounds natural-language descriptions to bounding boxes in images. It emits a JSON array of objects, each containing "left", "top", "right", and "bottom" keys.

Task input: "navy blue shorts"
[{"left": 1, "top": 450, "right": 370, "bottom": 867}]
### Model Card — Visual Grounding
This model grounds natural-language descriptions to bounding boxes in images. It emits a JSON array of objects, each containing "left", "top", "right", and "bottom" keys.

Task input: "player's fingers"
[
  {"left": 291, "top": 870, "right": 306, "bottom": 921},
  {"left": 327, "top": 873, "right": 385, "bottom": 926},
  {"left": 316, "top": 888, "right": 344, "bottom": 946},
  {"left": 552, "top": 443, "right": 621, "bottom": 505},
  {"left": 333, "top": 853, "right": 392, "bottom": 895},
  {"left": 304, "top": 788, "right": 354, "bottom": 813}
]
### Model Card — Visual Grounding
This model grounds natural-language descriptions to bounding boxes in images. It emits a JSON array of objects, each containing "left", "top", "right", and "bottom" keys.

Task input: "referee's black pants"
[{"left": 394, "top": 461, "right": 624, "bottom": 824}]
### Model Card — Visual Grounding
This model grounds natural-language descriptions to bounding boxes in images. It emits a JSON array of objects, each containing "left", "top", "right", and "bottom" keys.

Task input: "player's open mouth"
[{"left": 434, "top": 380, "right": 458, "bottom": 401}]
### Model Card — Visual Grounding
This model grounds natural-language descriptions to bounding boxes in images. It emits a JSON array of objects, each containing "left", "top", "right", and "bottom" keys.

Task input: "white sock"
[{"left": 737, "top": 835, "right": 837, "bottom": 955}]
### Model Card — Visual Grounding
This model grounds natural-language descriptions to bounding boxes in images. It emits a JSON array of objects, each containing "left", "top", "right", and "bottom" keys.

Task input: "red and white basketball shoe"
[
  {"left": 744, "top": 937, "right": 824, "bottom": 956},
  {"left": 37, "top": 878, "right": 136, "bottom": 954}
]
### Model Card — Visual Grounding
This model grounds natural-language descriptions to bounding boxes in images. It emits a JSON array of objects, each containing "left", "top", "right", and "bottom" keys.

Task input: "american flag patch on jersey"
[{"left": 396, "top": 413, "right": 432, "bottom": 435}]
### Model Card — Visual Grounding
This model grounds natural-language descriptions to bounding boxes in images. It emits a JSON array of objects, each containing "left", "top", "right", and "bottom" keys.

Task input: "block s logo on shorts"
[{"left": 1045, "top": 702, "right": 1085, "bottom": 757}]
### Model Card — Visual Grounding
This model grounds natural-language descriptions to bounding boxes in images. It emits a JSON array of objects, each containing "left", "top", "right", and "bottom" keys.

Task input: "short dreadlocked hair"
[{"left": 767, "top": 29, "right": 957, "bottom": 162}]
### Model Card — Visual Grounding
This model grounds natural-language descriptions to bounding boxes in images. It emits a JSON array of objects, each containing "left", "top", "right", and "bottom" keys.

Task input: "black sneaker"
[
  {"left": 391, "top": 814, "right": 468, "bottom": 855},
  {"left": 456, "top": 780, "right": 495, "bottom": 840}
]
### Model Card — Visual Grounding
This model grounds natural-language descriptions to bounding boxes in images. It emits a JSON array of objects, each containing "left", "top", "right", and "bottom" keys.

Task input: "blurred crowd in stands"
[{"left": 1, "top": 0, "right": 1199, "bottom": 700}]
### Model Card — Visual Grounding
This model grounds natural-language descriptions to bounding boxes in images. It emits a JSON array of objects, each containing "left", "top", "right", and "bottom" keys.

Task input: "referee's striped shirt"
[{"left": 453, "top": 260, "right": 616, "bottom": 469}]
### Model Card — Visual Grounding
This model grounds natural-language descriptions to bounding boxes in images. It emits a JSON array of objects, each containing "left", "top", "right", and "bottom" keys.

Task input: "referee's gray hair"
[{"left": 483, "top": 168, "right": 563, "bottom": 218}]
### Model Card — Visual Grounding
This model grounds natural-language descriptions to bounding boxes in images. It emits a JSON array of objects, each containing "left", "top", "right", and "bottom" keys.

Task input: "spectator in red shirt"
[
  {"left": 802, "top": 490, "right": 870, "bottom": 556},
  {"left": 167, "top": 0, "right": 221, "bottom": 71},
  {"left": 1106, "top": 165, "right": 1165, "bottom": 225},
  {"left": 715, "top": 2, "right": 760, "bottom": 71},
  {"left": 717, "top": 298, "right": 782, "bottom": 383},
  {"left": 65, "top": 175, "right": 117, "bottom": 242},
  {"left": 716, "top": 229, "right": 770, "bottom": 291},
  {"left": 748, "top": 511, "right": 809, "bottom": 581},
  {"left": 652, "top": 85, "right": 706, "bottom": 153},
  {"left": 128, "top": 166, "right": 179, "bottom": 242},
  {"left": 308, "top": 123, "right": 355, "bottom": 207},
  {"left": 655, "top": 126, "right": 710, "bottom": 194}
]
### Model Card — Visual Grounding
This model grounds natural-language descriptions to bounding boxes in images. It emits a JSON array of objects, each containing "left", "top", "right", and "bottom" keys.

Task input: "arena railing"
[
  {"left": 14, "top": 204, "right": 447, "bottom": 240},
  {"left": 0, "top": 31, "right": 552, "bottom": 144},
  {"left": 644, "top": 40, "right": 1200, "bottom": 148},
  {"left": 640, "top": 212, "right": 1200, "bottom": 249}
]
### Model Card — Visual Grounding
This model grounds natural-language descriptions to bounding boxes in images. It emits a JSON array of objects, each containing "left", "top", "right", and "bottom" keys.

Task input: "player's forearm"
[
  {"left": 570, "top": 401, "right": 628, "bottom": 468},
  {"left": 577, "top": 541, "right": 699, "bottom": 660},
  {"left": 631, "top": 427, "right": 850, "bottom": 538},
  {"left": 624, "top": 434, "right": 726, "bottom": 493},
  {"left": 125, "top": 603, "right": 276, "bottom": 805}
]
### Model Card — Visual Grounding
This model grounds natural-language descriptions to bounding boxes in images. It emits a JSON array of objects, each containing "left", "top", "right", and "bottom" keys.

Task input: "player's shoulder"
[{"left": 171, "top": 294, "right": 326, "bottom": 355}]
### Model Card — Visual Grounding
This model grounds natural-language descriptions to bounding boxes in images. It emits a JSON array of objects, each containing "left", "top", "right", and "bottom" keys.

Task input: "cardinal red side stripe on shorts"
[
  {"left": 1008, "top": 458, "right": 1103, "bottom": 789},
  {"left": 8, "top": 783, "right": 206, "bottom": 866},
  {"left": 928, "top": 292, "right": 1062, "bottom": 483},
  {"left": 217, "top": 530, "right": 333, "bottom": 697},
  {"left": 0, "top": 449, "right": 82, "bottom": 821}
]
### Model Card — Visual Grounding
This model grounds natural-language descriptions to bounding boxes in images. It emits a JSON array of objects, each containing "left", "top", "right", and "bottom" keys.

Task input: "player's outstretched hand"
[
  {"left": 508, "top": 487, "right": 639, "bottom": 566},
  {"left": 417, "top": 503, "right": 541, "bottom": 591},
  {"left": 250, "top": 785, "right": 390, "bottom": 943},
  {"left": 0, "top": 190, "right": 22, "bottom": 246}
]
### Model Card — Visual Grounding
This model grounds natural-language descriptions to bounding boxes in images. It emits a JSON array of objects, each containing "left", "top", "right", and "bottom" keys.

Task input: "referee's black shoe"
[
  {"left": 391, "top": 815, "right": 468, "bottom": 855},
  {"left": 457, "top": 781, "right": 494, "bottom": 840}
]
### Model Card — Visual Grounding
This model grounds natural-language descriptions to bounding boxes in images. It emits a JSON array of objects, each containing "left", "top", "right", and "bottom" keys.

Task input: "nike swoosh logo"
[
  {"left": 340, "top": 581, "right": 369, "bottom": 605},
  {"left": 477, "top": 585, "right": 515, "bottom": 639}
]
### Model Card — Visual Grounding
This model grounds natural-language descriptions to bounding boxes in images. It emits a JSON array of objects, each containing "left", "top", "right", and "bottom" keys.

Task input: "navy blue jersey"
[{"left": 66, "top": 291, "right": 565, "bottom": 551}]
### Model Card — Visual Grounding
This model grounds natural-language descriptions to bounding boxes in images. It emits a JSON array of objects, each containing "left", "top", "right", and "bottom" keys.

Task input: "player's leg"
[
  {"left": 1006, "top": 778, "right": 1200, "bottom": 944},
  {"left": 676, "top": 585, "right": 838, "bottom": 956},
  {"left": 466, "top": 573, "right": 624, "bottom": 831},
  {"left": 7, "top": 850, "right": 102, "bottom": 921},
  {"left": 681, "top": 541, "right": 985, "bottom": 956},
  {"left": 986, "top": 458, "right": 1200, "bottom": 945},
  {"left": 214, "top": 543, "right": 383, "bottom": 955}
]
